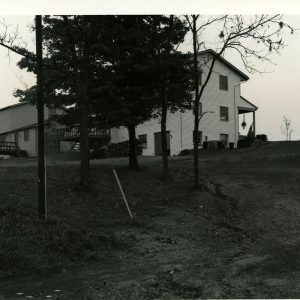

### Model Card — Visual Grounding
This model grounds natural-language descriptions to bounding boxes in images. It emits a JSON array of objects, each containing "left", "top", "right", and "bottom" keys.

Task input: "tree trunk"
[
  {"left": 36, "top": 15, "right": 47, "bottom": 220},
  {"left": 192, "top": 15, "right": 200, "bottom": 189},
  {"left": 161, "top": 79, "right": 169, "bottom": 177},
  {"left": 128, "top": 124, "right": 138, "bottom": 169},
  {"left": 79, "top": 85, "right": 90, "bottom": 188},
  {"left": 79, "top": 48, "right": 90, "bottom": 188},
  {"left": 159, "top": 15, "right": 173, "bottom": 178}
]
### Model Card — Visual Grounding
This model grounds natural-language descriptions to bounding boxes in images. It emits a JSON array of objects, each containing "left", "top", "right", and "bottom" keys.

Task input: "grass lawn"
[{"left": 0, "top": 141, "right": 300, "bottom": 299}]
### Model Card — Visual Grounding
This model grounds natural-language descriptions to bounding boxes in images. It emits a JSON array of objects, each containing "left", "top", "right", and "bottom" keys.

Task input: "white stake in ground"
[{"left": 113, "top": 169, "right": 133, "bottom": 220}]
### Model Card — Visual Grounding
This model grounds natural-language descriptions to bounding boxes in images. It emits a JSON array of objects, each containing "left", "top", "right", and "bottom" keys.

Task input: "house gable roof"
[{"left": 198, "top": 49, "right": 249, "bottom": 81}]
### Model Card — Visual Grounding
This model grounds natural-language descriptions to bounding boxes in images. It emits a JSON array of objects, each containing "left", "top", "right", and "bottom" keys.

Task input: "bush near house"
[
  {"left": 256, "top": 134, "right": 268, "bottom": 141},
  {"left": 91, "top": 140, "right": 143, "bottom": 159}
]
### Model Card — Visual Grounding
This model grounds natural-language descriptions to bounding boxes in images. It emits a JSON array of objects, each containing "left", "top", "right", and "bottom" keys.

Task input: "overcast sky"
[{"left": 0, "top": 13, "right": 300, "bottom": 141}]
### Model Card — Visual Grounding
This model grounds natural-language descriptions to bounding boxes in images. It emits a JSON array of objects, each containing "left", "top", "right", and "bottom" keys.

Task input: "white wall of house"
[
  {"left": 197, "top": 58, "right": 242, "bottom": 147},
  {"left": 111, "top": 56, "right": 246, "bottom": 156},
  {"left": 0, "top": 103, "right": 69, "bottom": 157},
  {"left": 0, "top": 103, "right": 49, "bottom": 134},
  {"left": 16, "top": 128, "right": 37, "bottom": 157},
  {"left": 4, "top": 128, "right": 37, "bottom": 156}
]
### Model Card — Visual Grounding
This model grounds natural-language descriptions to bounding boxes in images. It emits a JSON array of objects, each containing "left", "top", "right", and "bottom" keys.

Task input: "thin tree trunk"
[
  {"left": 161, "top": 78, "right": 169, "bottom": 177},
  {"left": 79, "top": 84, "right": 90, "bottom": 188},
  {"left": 192, "top": 16, "right": 200, "bottom": 189},
  {"left": 128, "top": 124, "right": 138, "bottom": 169},
  {"left": 79, "top": 48, "right": 90, "bottom": 188},
  {"left": 36, "top": 15, "right": 46, "bottom": 219},
  {"left": 62, "top": 16, "right": 90, "bottom": 189},
  {"left": 160, "top": 15, "right": 173, "bottom": 178}
]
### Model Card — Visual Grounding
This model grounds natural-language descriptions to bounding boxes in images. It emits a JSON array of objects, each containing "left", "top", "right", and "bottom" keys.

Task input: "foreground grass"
[{"left": 0, "top": 142, "right": 300, "bottom": 299}]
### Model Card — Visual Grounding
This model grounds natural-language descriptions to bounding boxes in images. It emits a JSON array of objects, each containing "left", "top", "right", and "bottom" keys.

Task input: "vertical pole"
[
  {"left": 180, "top": 112, "right": 183, "bottom": 151},
  {"left": 113, "top": 169, "right": 133, "bottom": 220},
  {"left": 192, "top": 15, "right": 200, "bottom": 188},
  {"left": 253, "top": 111, "right": 256, "bottom": 137},
  {"left": 36, "top": 15, "right": 46, "bottom": 220}
]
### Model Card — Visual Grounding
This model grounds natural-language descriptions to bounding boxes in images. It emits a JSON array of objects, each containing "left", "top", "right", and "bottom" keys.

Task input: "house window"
[
  {"left": 0, "top": 135, "right": 5, "bottom": 142},
  {"left": 24, "top": 129, "right": 29, "bottom": 142},
  {"left": 220, "top": 106, "right": 229, "bottom": 121},
  {"left": 193, "top": 130, "right": 203, "bottom": 145},
  {"left": 138, "top": 134, "right": 147, "bottom": 149},
  {"left": 220, "top": 134, "right": 229, "bottom": 147},
  {"left": 219, "top": 75, "right": 228, "bottom": 90}
]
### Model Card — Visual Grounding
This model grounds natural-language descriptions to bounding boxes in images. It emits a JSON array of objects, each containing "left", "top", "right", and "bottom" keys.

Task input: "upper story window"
[
  {"left": 219, "top": 75, "right": 228, "bottom": 90},
  {"left": 220, "top": 106, "right": 229, "bottom": 121}
]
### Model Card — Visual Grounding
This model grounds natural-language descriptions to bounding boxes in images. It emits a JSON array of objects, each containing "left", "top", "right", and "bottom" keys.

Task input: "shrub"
[
  {"left": 256, "top": 134, "right": 268, "bottom": 141},
  {"left": 91, "top": 140, "right": 142, "bottom": 159},
  {"left": 179, "top": 149, "right": 191, "bottom": 156}
]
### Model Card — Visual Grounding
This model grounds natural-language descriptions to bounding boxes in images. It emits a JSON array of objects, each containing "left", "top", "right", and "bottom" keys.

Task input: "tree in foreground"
[
  {"left": 150, "top": 15, "right": 192, "bottom": 177},
  {"left": 92, "top": 16, "right": 160, "bottom": 169},
  {"left": 185, "top": 14, "right": 294, "bottom": 189},
  {"left": 15, "top": 15, "right": 113, "bottom": 188},
  {"left": 94, "top": 16, "right": 192, "bottom": 170}
]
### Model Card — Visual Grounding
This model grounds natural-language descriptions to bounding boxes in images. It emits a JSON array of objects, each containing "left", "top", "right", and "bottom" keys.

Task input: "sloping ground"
[
  {"left": 0, "top": 142, "right": 299, "bottom": 298},
  {"left": 235, "top": 140, "right": 300, "bottom": 160}
]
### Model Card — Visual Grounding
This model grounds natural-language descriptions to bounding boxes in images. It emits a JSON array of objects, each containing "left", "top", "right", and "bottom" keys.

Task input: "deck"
[
  {"left": 57, "top": 127, "right": 110, "bottom": 142},
  {"left": 0, "top": 141, "right": 25, "bottom": 156}
]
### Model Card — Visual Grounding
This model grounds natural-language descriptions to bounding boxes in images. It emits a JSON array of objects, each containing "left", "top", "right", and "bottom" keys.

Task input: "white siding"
[
  {"left": 0, "top": 104, "right": 49, "bottom": 135},
  {"left": 17, "top": 128, "right": 37, "bottom": 156},
  {"left": 197, "top": 59, "right": 241, "bottom": 146},
  {"left": 0, "top": 103, "right": 67, "bottom": 157},
  {"left": 110, "top": 56, "right": 247, "bottom": 155}
]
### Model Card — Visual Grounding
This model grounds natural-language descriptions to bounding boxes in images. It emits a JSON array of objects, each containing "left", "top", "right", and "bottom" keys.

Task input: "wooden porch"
[
  {"left": 56, "top": 126, "right": 110, "bottom": 142},
  {"left": 0, "top": 141, "right": 27, "bottom": 157}
]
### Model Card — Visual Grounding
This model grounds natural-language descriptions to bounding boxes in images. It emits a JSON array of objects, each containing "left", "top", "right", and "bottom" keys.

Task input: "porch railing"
[
  {"left": 0, "top": 141, "right": 18, "bottom": 151},
  {"left": 0, "top": 141, "right": 24, "bottom": 156},
  {"left": 57, "top": 126, "right": 110, "bottom": 141}
]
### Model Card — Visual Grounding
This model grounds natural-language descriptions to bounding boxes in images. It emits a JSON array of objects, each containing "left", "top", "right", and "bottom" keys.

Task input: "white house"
[
  {"left": 0, "top": 50, "right": 257, "bottom": 158},
  {"left": 110, "top": 50, "right": 257, "bottom": 156},
  {"left": 0, "top": 102, "right": 71, "bottom": 157}
]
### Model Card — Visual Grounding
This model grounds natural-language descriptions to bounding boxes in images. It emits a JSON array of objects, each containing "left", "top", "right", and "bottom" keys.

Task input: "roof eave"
[{"left": 198, "top": 49, "right": 249, "bottom": 81}]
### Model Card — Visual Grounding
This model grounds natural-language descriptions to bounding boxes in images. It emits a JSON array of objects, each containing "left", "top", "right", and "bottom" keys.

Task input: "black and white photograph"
[{"left": 0, "top": 1, "right": 300, "bottom": 298}]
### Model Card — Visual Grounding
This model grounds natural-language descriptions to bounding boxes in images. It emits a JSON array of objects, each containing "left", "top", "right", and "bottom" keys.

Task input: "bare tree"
[
  {"left": 185, "top": 14, "right": 294, "bottom": 189},
  {"left": 0, "top": 18, "right": 34, "bottom": 61},
  {"left": 281, "top": 116, "right": 294, "bottom": 141}
]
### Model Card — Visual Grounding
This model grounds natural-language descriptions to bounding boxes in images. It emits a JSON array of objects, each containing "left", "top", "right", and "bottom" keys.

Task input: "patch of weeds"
[
  {"left": 142, "top": 273, "right": 203, "bottom": 299},
  {"left": 0, "top": 208, "right": 109, "bottom": 278}
]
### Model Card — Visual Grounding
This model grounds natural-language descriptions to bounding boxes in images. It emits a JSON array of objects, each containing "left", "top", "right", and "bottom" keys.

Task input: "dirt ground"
[{"left": 0, "top": 141, "right": 300, "bottom": 299}]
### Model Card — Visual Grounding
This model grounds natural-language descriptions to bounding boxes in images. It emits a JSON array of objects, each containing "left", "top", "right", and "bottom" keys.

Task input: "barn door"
[{"left": 154, "top": 131, "right": 170, "bottom": 156}]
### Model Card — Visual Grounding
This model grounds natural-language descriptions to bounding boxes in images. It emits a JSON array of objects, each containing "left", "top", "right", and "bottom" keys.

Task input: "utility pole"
[{"left": 36, "top": 15, "right": 47, "bottom": 220}]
